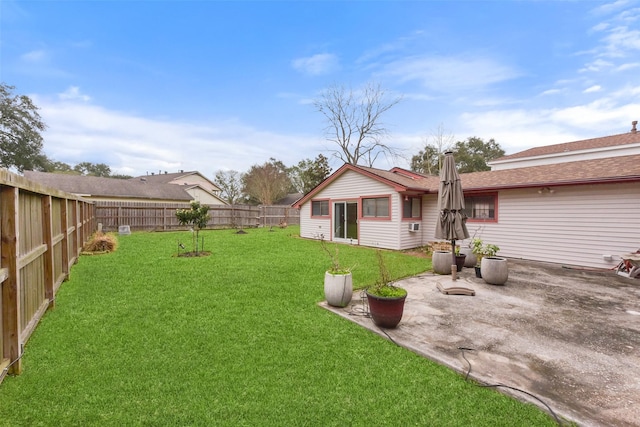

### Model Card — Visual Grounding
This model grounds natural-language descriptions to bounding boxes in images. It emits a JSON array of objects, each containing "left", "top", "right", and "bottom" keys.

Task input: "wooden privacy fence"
[
  {"left": 94, "top": 202, "right": 300, "bottom": 232},
  {"left": 1, "top": 170, "right": 95, "bottom": 383}
]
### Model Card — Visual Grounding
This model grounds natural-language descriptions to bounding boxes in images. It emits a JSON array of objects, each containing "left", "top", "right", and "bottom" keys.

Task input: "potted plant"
[
  {"left": 471, "top": 238, "right": 498, "bottom": 277},
  {"left": 366, "top": 250, "right": 407, "bottom": 328},
  {"left": 478, "top": 243, "right": 508, "bottom": 285},
  {"left": 320, "top": 237, "right": 353, "bottom": 307},
  {"left": 454, "top": 246, "right": 466, "bottom": 272}
]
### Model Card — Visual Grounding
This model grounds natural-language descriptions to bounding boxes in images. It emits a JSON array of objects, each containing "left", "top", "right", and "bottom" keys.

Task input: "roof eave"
[{"left": 462, "top": 175, "right": 640, "bottom": 192}]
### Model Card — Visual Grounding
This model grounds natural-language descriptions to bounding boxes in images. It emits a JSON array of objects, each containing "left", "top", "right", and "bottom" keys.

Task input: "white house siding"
[
  {"left": 299, "top": 202, "right": 331, "bottom": 240},
  {"left": 463, "top": 182, "right": 640, "bottom": 269},
  {"left": 490, "top": 144, "right": 640, "bottom": 170},
  {"left": 397, "top": 194, "right": 433, "bottom": 250},
  {"left": 300, "top": 170, "right": 404, "bottom": 249}
]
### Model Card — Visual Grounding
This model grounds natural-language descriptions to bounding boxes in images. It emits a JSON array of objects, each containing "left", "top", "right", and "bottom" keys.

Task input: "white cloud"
[
  {"left": 35, "top": 97, "right": 325, "bottom": 178},
  {"left": 584, "top": 85, "right": 602, "bottom": 93},
  {"left": 540, "top": 88, "right": 563, "bottom": 96},
  {"left": 579, "top": 58, "right": 614, "bottom": 72},
  {"left": 59, "top": 86, "right": 91, "bottom": 102},
  {"left": 21, "top": 49, "right": 48, "bottom": 63},
  {"left": 378, "top": 55, "right": 519, "bottom": 93},
  {"left": 292, "top": 53, "right": 340, "bottom": 76},
  {"left": 615, "top": 62, "right": 640, "bottom": 71}
]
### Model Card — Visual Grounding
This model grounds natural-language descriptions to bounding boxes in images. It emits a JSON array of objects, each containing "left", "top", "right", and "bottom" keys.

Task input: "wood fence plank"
[{"left": 1, "top": 186, "right": 22, "bottom": 375}]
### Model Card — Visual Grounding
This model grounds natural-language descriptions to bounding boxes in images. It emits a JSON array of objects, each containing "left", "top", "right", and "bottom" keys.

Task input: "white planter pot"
[
  {"left": 432, "top": 251, "right": 453, "bottom": 275},
  {"left": 481, "top": 257, "right": 508, "bottom": 285},
  {"left": 324, "top": 271, "right": 353, "bottom": 307}
]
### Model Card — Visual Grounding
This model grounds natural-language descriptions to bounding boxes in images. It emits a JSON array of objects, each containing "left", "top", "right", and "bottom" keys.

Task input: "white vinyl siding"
[
  {"left": 299, "top": 170, "right": 402, "bottom": 249},
  {"left": 462, "top": 183, "right": 640, "bottom": 269}
]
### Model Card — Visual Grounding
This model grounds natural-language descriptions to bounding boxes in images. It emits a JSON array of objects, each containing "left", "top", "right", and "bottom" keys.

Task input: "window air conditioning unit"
[{"left": 408, "top": 223, "right": 420, "bottom": 232}]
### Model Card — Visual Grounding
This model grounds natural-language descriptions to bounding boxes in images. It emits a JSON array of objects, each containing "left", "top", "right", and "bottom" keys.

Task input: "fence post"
[
  {"left": 42, "top": 195, "right": 55, "bottom": 309},
  {"left": 1, "top": 186, "right": 22, "bottom": 375}
]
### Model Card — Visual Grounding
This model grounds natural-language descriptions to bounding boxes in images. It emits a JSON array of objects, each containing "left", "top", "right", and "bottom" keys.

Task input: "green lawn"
[{"left": 0, "top": 227, "right": 556, "bottom": 426}]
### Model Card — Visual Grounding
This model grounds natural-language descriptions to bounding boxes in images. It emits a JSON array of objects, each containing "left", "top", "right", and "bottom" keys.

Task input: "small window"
[
  {"left": 402, "top": 197, "right": 421, "bottom": 219},
  {"left": 362, "top": 197, "right": 390, "bottom": 218},
  {"left": 465, "top": 194, "right": 497, "bottom": 221},
  {"left": 311, "top": 200, "right": 329, "bottom": 216}
]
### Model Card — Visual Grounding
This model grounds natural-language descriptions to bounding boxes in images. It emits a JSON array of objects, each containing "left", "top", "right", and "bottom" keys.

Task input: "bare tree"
[
  {"left": 411, "top": 123, "right": 455, "bottom": 175},
  {"left": 314, "top": 82, "right": 402, "bottom": 167}
]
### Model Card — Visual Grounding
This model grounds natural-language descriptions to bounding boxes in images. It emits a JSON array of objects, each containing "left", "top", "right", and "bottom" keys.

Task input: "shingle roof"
[
  {"left": 129, "top": 171, "right": 201, "bottom": 184},
  {"left": 295, "top": 153, "right": 640, "bottom": 207},
  {"left": 356, "top": 165, "right": 439, "bottom": 190},
  {"left": 495, "top": 131, "right": 640, "bottom": 161},
  {"left": 461, "top": 154, "right": 640, "bottom": 191},
  {"left": 23, "top": 171, "right": 193, "bottom": 201}
]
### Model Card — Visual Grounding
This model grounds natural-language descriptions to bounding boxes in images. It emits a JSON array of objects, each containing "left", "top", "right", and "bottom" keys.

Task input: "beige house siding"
[
  {"left": 185, "top": 187, "right": 226, "bottom": 205},
  {"left": 462, "top": 183, "right": 640, "bottom": 269}
]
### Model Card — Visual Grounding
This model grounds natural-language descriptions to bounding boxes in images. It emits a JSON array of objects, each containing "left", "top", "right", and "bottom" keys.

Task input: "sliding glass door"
[{"left": 334, "top": 201, "right": 358, "bottom": 242}]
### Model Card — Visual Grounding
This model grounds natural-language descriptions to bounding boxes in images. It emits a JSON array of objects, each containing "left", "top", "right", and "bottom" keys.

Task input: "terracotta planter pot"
[
  {"left": 432, "top": 250, "right": 453, "bottom": 275},
  {"left": 324, "top": 272, "right": 353, "bottom": 307},
  {"left": 481, "top": 257, "right": 508, "bottom": 285},
  {"left": 366, "top": 291, "right": 407, "bottom": 328}
]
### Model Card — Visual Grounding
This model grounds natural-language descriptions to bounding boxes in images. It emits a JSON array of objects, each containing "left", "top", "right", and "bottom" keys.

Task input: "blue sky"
[{"left": 2, "top": 0, "right": 639, "bottom": 178}]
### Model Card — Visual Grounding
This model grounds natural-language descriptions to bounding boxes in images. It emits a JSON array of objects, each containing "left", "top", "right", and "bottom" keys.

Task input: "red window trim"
[
  {"left": 401, "top": 196, "right": 422, "bottom": 221},
  {"left": 359, "top": 194, "right": 392, "bottom": 221},
  {"left": 310, "top": 198, "right": 330, "bottom": 218},
  {"left": 465, "top": 192, "right": 498, "bottom": 223}
]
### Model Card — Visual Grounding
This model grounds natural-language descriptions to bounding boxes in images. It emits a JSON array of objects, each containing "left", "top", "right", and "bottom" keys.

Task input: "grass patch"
[{"left": 0, "top": 227, "right": 556, "bottom": 426}]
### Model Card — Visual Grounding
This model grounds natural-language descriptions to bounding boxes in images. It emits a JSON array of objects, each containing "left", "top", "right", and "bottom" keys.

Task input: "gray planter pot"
[
  {"left": 459, "top": 247, "right": 476, "bottom": 267},
  {"left": 324, "top": 271, "right": 353, "bottom": 307},
  {"left": 432, "top": 250, "right": 453, "bottom": 275},
  {"left": 480, "top": 257, "right": 508, "bottom": 285}
]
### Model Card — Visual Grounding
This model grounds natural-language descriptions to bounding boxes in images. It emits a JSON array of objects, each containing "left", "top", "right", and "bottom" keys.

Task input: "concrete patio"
[{"left": 321, "top": 259, "right": 640, "bottom": 427}]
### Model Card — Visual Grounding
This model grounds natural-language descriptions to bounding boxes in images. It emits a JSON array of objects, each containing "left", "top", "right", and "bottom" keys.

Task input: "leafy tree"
[
  {"left": 410, "top": 127, "right": 505, "bottom": 175},
  {"left": 289, "top": 154, "right": 331, "bottom": 194},
  {"left": 242, "top": 158, "right": 293, "bottom": 205},
  {"left": 214, "top": 169, "right": 244, "bottom": 204},
  {"left": 175, "top": 201, "right": 210, "bottom": 255},
  {"left": 0, "top": 83, "right": 48, "bottom": 172},
  {"left": 73, "top": 162, "right": 112, "bottom": 177},
  {"left": 452, "top": 137, "right": 505, "bottom": 173},
  {"left": 44, "top": 160, "right": 74, "bottom": 173},
  {"left": 410, "top": 145, "right": 440, "bottom": 176},
  {"left": 315, "top": 82, "right": 402, "bottom": 167}
]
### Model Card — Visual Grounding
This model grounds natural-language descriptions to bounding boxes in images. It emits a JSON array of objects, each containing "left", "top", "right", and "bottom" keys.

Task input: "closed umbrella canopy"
[{"left": 435, "top": 151, "right": 469, "bottom": 278}]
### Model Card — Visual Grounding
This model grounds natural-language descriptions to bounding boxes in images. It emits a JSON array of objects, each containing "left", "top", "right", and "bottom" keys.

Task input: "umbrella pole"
[{"left": 451, "top": 239, "right": 457, "bottom": 281}]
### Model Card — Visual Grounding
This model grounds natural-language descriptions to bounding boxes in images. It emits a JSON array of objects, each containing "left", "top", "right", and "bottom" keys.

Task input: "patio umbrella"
[{"left": 434, "top": 151, "right": 469, "bottom": 280}]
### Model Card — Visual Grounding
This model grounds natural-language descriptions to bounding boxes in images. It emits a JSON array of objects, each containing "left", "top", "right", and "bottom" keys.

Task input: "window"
[
  {"left": 402, "top": 197, "right": 421, "bottom": 219},
  {"left": 465, "top": 194, "right": 497, "bottom": 221},
  {"left": 311, "top": 200, "right": 329, "bottom": 216},
  {"left": 362, "top": 197, "right": 390, "bottom": 218}
]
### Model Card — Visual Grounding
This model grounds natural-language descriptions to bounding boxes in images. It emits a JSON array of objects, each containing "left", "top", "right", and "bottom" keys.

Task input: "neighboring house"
[
  {"left": 294, "top": 125, "right": 640, "bottom": 269},
  {"left": 24, "top": 170, "right": 227, "bottom": 205},
  {"left": 129, "top": 170, "right": 227, "bottom": 205},
  {"left": 275, "top": 193, "right": 304, "bottom": 206}
]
